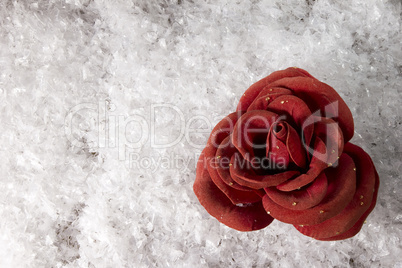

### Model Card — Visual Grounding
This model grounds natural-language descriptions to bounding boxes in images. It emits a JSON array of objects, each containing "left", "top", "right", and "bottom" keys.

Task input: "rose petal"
[
  {"left": 276, "top": 117, "right": 344, "bottom": 191},
  {"left": 229, "top": 152, "right": 299, "bottom": 189},
  {"left": 215, "top": 136, "right": 251, "bottom": 191},
  {"left": 318, "top": 169, "right": 379, "bottom": 241},
  {"left": 294, "top": 143, "right": 379, "bottom": 240},
  {"left": 194, "top": 151, "right": 275, "bottom": 231},
  {"left": 237, "top": 67, "right": 314, "bottom": 112},
  {"left": 269, "top": 76, "right": 354, "bottom": 142},
  {"left": 266, "top": 120, "right": 307, "bottom": 168},
  {"left": 232, "top": 110, "right": 278, "bottom": 162},
  {"left": 276, "top": 137, "right": 327, "bottom": 191},
  {"left": 208, "top": 111, "right": 243, "bottom": 149},
  {"left": 312, "top": 117, "right": 344, "bottom": 167},
  {"left": 267, "top": 95, "right": 314, "bottom": 148},
  {"left": 247, "top": 87, "right": 293, "bottom": 111},
  {"left": 264, "top": 172, "right": 328, "bottom": 210},
  {"left": 204, "top": 148, "right": 262, "bottom": 204},
  {"left": 204, "top": 113, "right": 262, "bottom": 204},
  {"left": 266, "top": 123, "right": 290, "bottom": 168},
  {"left": 262, "top": 153, "right": 356, "bottom": 225},
  {"left": 267, "top": 121, "right": 307, "bottom": 168},
  {"left": 286, "top": 125, "right": 307, "bottom": 168}
]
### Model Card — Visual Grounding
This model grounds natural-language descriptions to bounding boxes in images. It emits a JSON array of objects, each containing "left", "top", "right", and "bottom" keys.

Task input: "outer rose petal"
[
  {"left": 208, "top": 112, "right": 243, "bottom": 149},
  {"left": 194, "top": 151, "right": 274, "bottom": 231},
  {"left": 204, "top": 112, "right": 261, "bottom": 204},
  {"left": 215, "top": 136, "right": 251, "bottom": 191},
  {"left": 262, "top": 153, "right": 357, "bottom": 225},
  {"left": 237, "top": 67, "right": 313, "bottom": 112},
  {"left": 264, "top": 172, "right": 328, "bottom": 210},
  {"left": 269, "top": 76, "right": 354, "bottom": 142},
  {"left": 247, "top": 87, "right": 293, "bottom": 112},
  {"left": 318, "top": 168, "right": 379, "bottom": 241},
  {"left": 294, "top": 143, "right": 379, "bottom": 240},
  {"left": 204, "top": 149, "right": 261, "bottom": 204}
]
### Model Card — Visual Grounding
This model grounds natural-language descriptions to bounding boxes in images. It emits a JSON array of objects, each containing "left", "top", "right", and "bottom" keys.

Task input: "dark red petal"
[
  {"left": 236, "top": 67, "right": 314, "bottom": 112},
  {"left": 269, "top": 76, "right": 354, "bottom": 142},
  {"left": 318, "top": 169, "right": 379, "bottom": 241},
  {"left": 265, "top": 172, "right": 328, "bottom": 210},
  {"left": 266, "top": 124, "right": 290, "bottom": 168},
  {"left": 272, "top": 121, "right": 287, "bottom": 140},
  {"left": 267, "top": 95, "right": 314, "bottom": 148},
  {"left": 262, "top": 153, "right": 356, "bottom": 225},
  {"left": 208, "top": 111, "right": 243, "bottom": 149},
  {"left": 194, "top": 151, "right": 274, "bottom": 231},
  {"left": 204, "top": 113, "right": 262, "bottom": 204},
  {"left": 266, "top": 121, "right": 307, "bottom": 168},
  {"left": 247, "top": 87, "right": 293, "bottom": 111},
  {"left": 230, "top": 152, "right": 299, "bottom": 189},
  {"left": 232, "top": 110, "right": 278, "bottom": 162},
  {"left": 204, "top": 144, "right": 261, "bottom": 205},
  {"left": 277, "top": 117, "right": 344, "bottom": 191},
  {"left": 285, "top": 122, "right": 307, "bottom": 168},
  {"left": 276, "top": 137, "right": 327, "bottom": 191},
  {"left": 294, "top": 143, "right": 379, "bottom": 240},
  {"left": 215, "top": 136, "right": 251, "bottom": 191},
  {"left": 312, "top": 117, "right": 344, "bottom": 168}
]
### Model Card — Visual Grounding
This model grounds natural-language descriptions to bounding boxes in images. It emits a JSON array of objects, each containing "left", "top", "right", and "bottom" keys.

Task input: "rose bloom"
[{"left": 193, "top": 67, "right": 379, "bottom": 241}]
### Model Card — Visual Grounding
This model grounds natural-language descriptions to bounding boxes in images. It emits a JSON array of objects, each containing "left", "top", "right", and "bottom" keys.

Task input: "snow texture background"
[{"left": 0, "top": 0, "right": 401, "bottom": 267}]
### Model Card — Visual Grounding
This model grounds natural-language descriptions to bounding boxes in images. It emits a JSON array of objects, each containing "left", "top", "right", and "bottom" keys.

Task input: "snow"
[{"left": 0, "top": 0, "right": 401, "bottom": 267}]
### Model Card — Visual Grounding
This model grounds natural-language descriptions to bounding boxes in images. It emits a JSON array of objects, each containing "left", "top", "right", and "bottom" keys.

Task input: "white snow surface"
[{"left": 0, "top": 0, "right": 401, "bottom": 267}]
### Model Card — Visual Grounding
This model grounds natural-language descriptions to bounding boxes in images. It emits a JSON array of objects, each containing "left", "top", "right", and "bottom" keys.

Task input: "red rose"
[{"left": 193, "top": 67, "right": 379, "bottom": 241}]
